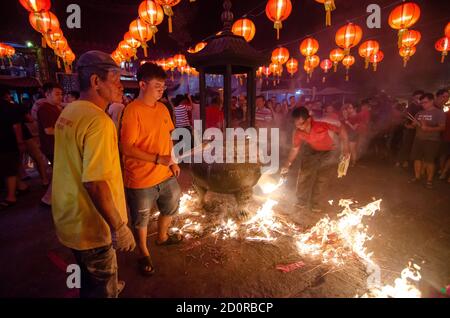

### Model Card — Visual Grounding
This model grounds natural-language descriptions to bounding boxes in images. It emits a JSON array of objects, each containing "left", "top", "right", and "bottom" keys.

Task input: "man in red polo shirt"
[{"left": 281, "top": 107, "right": 350, "bottom": 213}]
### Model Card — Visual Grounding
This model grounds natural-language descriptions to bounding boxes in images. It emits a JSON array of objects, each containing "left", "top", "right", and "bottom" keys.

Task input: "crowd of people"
[{"left": 0, "top": 49, "right": 449, "bottom": 298}]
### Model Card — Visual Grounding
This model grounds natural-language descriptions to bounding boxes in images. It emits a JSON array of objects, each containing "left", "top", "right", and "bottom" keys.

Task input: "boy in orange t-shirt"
[{"left": 120, "top": 63, "right": 182, "bottom": 276}]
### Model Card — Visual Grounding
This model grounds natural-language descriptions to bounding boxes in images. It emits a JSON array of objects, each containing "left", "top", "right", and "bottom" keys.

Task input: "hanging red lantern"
[
  {"left": 271, "top": 47, "right": 290, "bottom": 65},
  {"left": 335, "top": 23, "right": 363, "bottom": 55},
  {"left": 129, "top": 18, "right": 153, "bottom": 57},
  {"left": 232, "top": 18, "right": 256, "bottom": 42},
  {"left": 300, "top": 37, "right": 319, "bottom": 58},
  {"left": 138, "top": 0, "right": 164, "bottom": 44},
  {"left": 320, "top": 58, "right": 332, "bottom": 82},
  {"left": 286, "top": 58, "right": 298, "bottom": 77},
  {"left": 155, "top": 0, "right": 181, "bottom": 33},
  {"left": 173, "top": 54, "right": 187, "bottom": 69},
  {"left": 62, "top": 49, "right": 76, "bottom": 74},
  {"left": 389, "top": 2, "right": 421, "bottom": 48},
  {"left": 369, "top": 50, "right": 384, "bottom": 72},
  {"left": 45, "top": 28, "right": 64, "bottom": 48},
  {"left": 358, "top": 40, "right": 380, "bottom": 69},
  {"left": 124, "top": 32, "right": 141, "bottom": 50},
  {"left": 445, "top": 22, "right": 450, "bottom": 38},
  {"left": 256, "top": 66, "right": 264, "bottom": 78},
  {"left": 166, "top": 57, "right": 175, "bottom": 71},
  {"left": 262, "top": 65, "right": 272, "bottom": 79},
  {"left": 399, "top": 46, "right": 416, "bottom": 67},
  {"left": 5, "top": 45, "right": 15, "bottom": 58},
  {"left": 265, "top": 0, "right": 292, "bottom": 40},
  {"left": 19, "top": 0, "right": 51, "bottom": 12},
  {"left": 118, "top": 41, "right": 136, "bottom": 62},
  {"left": 400, "top": 30, "right": 421, "bottom": 48},
  {"left": 315, "top": 0, "right": 336, "bottom": 26},
  {"left": 342, "top": 55, "right": 355, "bottom": 81},
  {"left": 111, "top": 50, "right": 125, "bottom": 65},
  {"left": 0, "top": 43, "right": 8, "bottom": 58},
  {"left": 329, "top": 48, "right": 345, "bottom": 72},
  {"left": 29, "top": 11, "right": 60, "bottom": 47},
  {"left": 435, "top": 37, "right": 450, "bottom": 63}
]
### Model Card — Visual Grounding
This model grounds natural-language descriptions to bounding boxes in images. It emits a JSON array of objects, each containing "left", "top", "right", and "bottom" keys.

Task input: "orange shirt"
[{"left": 120, "top": 100, "right": 175, "bottom": 189}]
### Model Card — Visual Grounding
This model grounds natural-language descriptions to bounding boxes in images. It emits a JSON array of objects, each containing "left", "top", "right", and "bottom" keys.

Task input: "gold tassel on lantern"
[
  {"left": 274, "top": 21, "right": 282, "bottom": 40},
  {"left": 398, "top": 29, "right": 407, "bottom": 48},
  {"left": 162, "top": 5, "right": 174, "bottom": 33},
  {"left": 333, "top": 63, "right": 338, "bottom": 72},
  {"left": 441, "top": 51, "right": 448, "bottom": 63},
  {"left": 373, "top": 62, "right": 378, "bottom": 72},
  {"left": 364, "top": 58, "right": 370, "bottom": 69},
  {"left": 345, "top": 68, "right": 349, "bottom": 81},
  {"left": 150, "top": 26, "right": 158, "bottom": 44},
  {"left": 324, "top": 0, "right": 336, "bottom": 27},
  {"left": 142, "top": 42, "right": 148, "bottom": 57},
  {"left": 41, "top": 36, "right": 47, "bottom": 48}
]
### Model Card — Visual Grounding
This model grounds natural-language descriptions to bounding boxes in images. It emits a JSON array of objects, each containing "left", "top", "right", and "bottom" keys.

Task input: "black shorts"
[
  {"left": 410, "top": 139, "right": 441, "bottom": 163},
  {"left": 0, "top": 152, "right": 20, "bottom": 177}
]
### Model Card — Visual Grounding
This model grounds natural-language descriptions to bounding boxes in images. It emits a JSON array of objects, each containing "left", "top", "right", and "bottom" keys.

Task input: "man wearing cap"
[{"left": 52, "top": 51, "right": 135, "bottom": 298}]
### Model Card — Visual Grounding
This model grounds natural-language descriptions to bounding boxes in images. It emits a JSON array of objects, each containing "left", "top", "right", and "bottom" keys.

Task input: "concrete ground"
[{"left": 0, "top": 158, "right": 449, "bottom": 298}]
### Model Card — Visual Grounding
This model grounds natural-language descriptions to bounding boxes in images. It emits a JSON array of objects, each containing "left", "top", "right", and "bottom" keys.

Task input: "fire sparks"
[{"left": 259, "top": 178, "right": 286, "bottom": 194}]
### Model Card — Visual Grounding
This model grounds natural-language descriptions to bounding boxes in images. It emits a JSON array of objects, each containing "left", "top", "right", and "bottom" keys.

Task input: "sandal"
[
  {"left": 0, "top": 200, "right": 16, "bottom": 211},
  {"left": 425, "top": 181, "right": 433, "bottom": 189},
  {"left": 156, "top": 233, "right": 183, "bottom": 246},
  {"left": 408, "top": 177, "right": 420, "bottom": 184},
  {"left": 138, "top": 256, "right": 155, "bottom": 276}
]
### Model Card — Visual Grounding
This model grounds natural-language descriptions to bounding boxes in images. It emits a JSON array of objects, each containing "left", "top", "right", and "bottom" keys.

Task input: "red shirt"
[
  {"left": 37, "top": 102, "right": 61, "bottom": 156},
  {"left": 206, "top": 105, "right": 224, "bottom": 129},
  {"left": 293, "top": 120, "right": 340, "bottom": 151},
  {"left": 357, "top": 109, "right": 371, "bottom": 133}
]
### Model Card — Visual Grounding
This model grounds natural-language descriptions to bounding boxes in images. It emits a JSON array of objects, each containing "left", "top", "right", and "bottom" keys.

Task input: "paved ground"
[{"left": 0, "top": 158, "right": 449, "bottom": 298}]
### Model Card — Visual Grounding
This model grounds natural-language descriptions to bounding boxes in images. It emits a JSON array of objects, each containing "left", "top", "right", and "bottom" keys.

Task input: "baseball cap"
[{"left": 76, "top": 50, "right": 120, "bottom": 72}]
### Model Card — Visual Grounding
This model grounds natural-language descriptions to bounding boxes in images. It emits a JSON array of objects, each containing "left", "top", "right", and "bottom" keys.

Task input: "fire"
[
  {"left": 295, "top": 199, "right": 381, "bottom": 266},
  {"left": 361, "top": 262, "right": 422, "bottom": 298}
]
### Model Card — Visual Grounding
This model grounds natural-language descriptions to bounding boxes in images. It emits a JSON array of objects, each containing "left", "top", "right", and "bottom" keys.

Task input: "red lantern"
[
  {"left": 358, "top": 40, "right": 380, "bottom": 69},
  {"left": 300, "top": 37, "right": 319, "bottom": 57},
  {"left": 399, "top": 46, "right": 416, "bottom": 67},
  {"left": 51, "top": 37, "right": 68, "bottom": 55},
  {"left": 315, "top": 0, "right": 336, "bottom": 26},
  {"left": 320, "top": 58, "right": 332, "bottom": 82},
  {"left": 445, "top": 22, "right": 450, "bottom": 38},
  {"left": 329, "top": 48, "right": 345, "bottom": 72},
  {"left": 369, "top": 50, "right": 384, "bottom": 72},
  {"left": 262, "top": 66, "right": 272, "bottom": 78},
  {"left": 111, "top": 50, "right": 125, "bottom": 65},
  {"left": 19, "top": 0, "right": 51, "bottom": 12},
  {"left": 0, "top": 43, "right": 7, "bottom": 58},
  {"left": 173, "top": 54, "right": 187, "bottom": 69},
  {"left": 435, "top": 37, "right": 450, "bottom": 63},
  {"left": 389, "top": 2, "right": 421, "bottom": 48},
  {"left": 124, "top": 32, "right": 141, "bottom": 50},
  {"left": 256, "top": 66, "right": 264, "bottom": 78},
  {"left": 304, "top": 55, "right": 320, "bottom": 80},
  {"left": 265, "top": 0, "right": 292, "bottom": 40},
  {"left": 232, "top": 18, "right": 256, "bottom": 42},
  {"left": 342, "top": 55, "right": 355, "bottom": 81},
  {"left": 5, "top": 45, "right": 15, "bottom": 58},
  {"left": 400, "top": 30, "right": 421, "bottom": 48},
  {"left": 286, "top": 58, "right": 298, "bottom": 77},
  {"left": 335, "top": 23, "right": 363, "bottom": 55},
  {"left": 45, "top": 28, "right": 64, "bottom": 48},
  {"left": 118, "top": 41, "right": 136, "bottom": 62},
  {"left": 129, "top": 18, "right": 153, "bottom": 57},
  {"left": 155, "top": 0, "right": 181, "bottom": 33},
  {"left": 138, "top": 0, "right": 164, "bottom": 44},
  {"left": 29, "top": 11, "right": 60, "bottom": 47},
  {"left": 271, "top": 47, "right": 290, "bottom": 65},
  {"left": 166, "top": 57, "right": 175, "bottom": 71}
]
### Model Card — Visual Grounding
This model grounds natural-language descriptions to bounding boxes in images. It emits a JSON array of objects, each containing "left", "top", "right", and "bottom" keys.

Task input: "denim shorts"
[{"left": 126, "top": 177, "right": 181, "bottom": 229}]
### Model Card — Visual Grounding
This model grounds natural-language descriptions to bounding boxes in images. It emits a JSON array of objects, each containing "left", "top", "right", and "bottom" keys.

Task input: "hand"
[
  {"left": 112, "top": 223, "right": 136, "bottom": 252},
  {"left": 170, "top": 164, "right": 181, "bottom": 177}
]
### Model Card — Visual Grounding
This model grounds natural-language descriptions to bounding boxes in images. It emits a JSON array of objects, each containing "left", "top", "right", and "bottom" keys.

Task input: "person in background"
[
  {"left": 122, "top": 94, "right": 133, "bottom": 106},
  {"left": 238, "top": 94, "right": 247, "bottom": 122},
  {"left": 281, "top": 99, "right": 289, "bottom": 115},
  {"left": 397, "top": 90, "right": 424, "bottom": 168},
  {"left": 106, "top": 102, "right": 125, "bottom": 130},
  {"left": 64, "top": 91, "right": 80, "bottom": 104},
  {"left": 52, "top": 51, "right": 135, "bottom": 298},
  {"left": 323, "top": 103, "right": 340, "bottom": 122},
  {"left": 206, "top": 95, "right": 224, "bottom": 130},
  {"left": 255, "top": 95, "right": 274, "bottom": 128},
  {"left": 434, "top": 89, "right": 450, "bottom": 177},
  {"left": 0, "top": 86, "right": 29, "bottom": 210},
  {"left": 341, "top": 103, "right": 359, "bottom": 167},
  {"left": 288, "top": 96, "right": 297, "bottom": 111},
  {"left": 120, "top": 62, "right": 182, "bottom": 276},
  {"left": 409, "top": 93, "right": 446, "bottom": 189},
  {"left": 173, "top": 94, "right": 193, "bottom": 150},
  {"left": 37, "top": 82, "right": 64, "bottom": 207},
  {"left": 357, "top": 99, "right": 372, "bottom": 158}
]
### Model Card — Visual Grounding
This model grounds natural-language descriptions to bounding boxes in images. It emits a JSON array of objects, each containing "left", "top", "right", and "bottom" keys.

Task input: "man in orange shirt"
[{"left": 120, "top": 63, "right": 182, "bottom": 276}]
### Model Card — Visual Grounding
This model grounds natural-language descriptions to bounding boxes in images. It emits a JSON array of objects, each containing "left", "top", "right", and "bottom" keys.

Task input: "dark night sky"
[{"left": 1, "top": 0, "right": 449, "bottom": 93}]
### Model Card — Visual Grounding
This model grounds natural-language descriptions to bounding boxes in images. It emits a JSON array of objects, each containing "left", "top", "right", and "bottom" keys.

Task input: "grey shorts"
[
  {"left": 410, "top": 139, "right": 441, "bottom": 163},
  {"left": 126, "top": 177, "right": 181, "bottom": 229}
]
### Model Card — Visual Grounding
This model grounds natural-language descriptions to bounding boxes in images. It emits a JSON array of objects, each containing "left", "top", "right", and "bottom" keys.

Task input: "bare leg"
[
  {"left": 157, "top": 215, "right": 172, "bottom": 243},
  {"left": 136, "top": 227, "right": 150, "bottom": 257},
  {"left": 414, "top": 160, "right": 422, "bottom": 179},
  {"left": 425, "top": 163, "right": 435, "bottom": 183},
  {"left": 5, "top": 176, "right": 17, "bottom": 202},
  {"left": 25, "top": 139, "right": 49, "bottom": 185},
  {"left": 350, "top": 142, "right": 357, "bottom": 166}
]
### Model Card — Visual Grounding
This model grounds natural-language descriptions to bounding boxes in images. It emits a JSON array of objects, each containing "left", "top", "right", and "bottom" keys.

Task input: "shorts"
[
  {"left": 126, "top": 177, "right": 181, "bottom": 229},
  {"left": 0, "top": 152, "right": 20, "bottom": 177},
  {"left": 410, "top": 139, "right": 441, "bottom": 163},
  {"left": 438, "top": 141, "right": 450, "bottom": 157}
]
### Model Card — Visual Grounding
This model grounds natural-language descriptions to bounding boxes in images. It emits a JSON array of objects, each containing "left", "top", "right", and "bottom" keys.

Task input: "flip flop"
[
  {"left": 156, "top": 233, "right": 184, "bottom": 246},
  {"left": 138, "top": 256, "right": 155, "bottom": 276}
]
